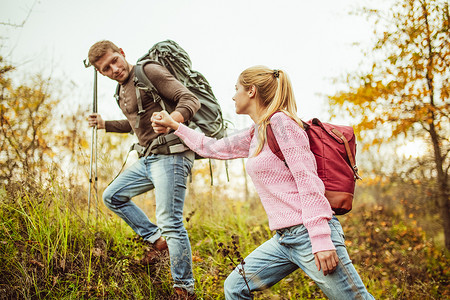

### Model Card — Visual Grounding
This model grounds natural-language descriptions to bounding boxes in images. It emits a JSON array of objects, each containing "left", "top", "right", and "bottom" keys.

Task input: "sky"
[{"left": 0, "top": 0, "right": 381, "bottom": 129}]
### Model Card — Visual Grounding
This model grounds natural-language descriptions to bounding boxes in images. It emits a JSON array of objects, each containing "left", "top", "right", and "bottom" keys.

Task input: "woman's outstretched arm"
[{"left": 152, "top": 111, "right": 253, "bottom": 160}]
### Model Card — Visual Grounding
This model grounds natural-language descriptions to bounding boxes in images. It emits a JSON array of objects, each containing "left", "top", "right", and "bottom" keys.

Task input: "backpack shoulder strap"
[
  {"left": 114, "top": 84, "right": 120, "bottom": 106},
  {"left": 266, "top": 123, "right": 285, "bottom": 161},
  {"left": 135, "top": 60, "right": 165, "bottom": 110},
  {"left": 135, "top": 60, "right": 158, "bottom": 93},
  {"left": 132, "top": 60, "right": 168, "bottom": 128},
  {"left": 265, "top": 112, "right": 285, "bottom": 162},
  {"left": 266, "top": 112, "right": 308, "bottom": 168}
]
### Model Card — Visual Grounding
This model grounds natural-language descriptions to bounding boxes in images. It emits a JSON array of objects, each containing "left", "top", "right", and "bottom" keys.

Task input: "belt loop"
[{"left": 278, "top": 232, "right": 285, "bottom": 243}]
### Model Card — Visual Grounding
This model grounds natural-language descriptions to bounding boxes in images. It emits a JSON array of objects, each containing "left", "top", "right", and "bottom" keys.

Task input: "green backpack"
[
  {"left": 115, "top": 40, "right": 227, "bottom": 156},
  {"left": 113, "top": 40, "right": 228, "bottom": 184}
]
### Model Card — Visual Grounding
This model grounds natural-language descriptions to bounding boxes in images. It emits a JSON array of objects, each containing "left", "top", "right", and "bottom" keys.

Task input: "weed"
[{"left": 217, "top": 235, "right": 253, "bottom": 299}]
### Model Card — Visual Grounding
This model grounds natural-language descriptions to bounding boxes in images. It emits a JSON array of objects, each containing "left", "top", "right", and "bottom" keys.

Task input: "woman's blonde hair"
[{"left": 238, "top": 65, "right": 303, "bottom": 156}]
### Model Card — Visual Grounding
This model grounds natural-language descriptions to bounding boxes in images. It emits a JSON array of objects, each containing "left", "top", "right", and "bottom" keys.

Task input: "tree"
[
  {"left": 0, "top": 56, "right": 59, "bottom": 187},
  {"left": 328, "top": 0, "right": 450, "bottom": 249}
]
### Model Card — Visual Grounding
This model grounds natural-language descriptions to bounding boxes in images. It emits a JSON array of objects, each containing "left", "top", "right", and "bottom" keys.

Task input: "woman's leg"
[
  {"left": 281, "top": 218, "right": 375, "bottom": 300},
  {"left": 224, "top": 235, "right": 298, "bottom": 300}
]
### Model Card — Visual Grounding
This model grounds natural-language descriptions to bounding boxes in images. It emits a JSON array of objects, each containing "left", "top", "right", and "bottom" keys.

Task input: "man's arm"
[
  {"left": 170, "top": 111, "right": 184, "bottom": 123},
  {"left": 88, "top": 113, "right": 132, "bottom": 133},
  {"left": 105, "top": 119, "right": 133, "bottom": 133},
  {"left": 144, "top": 63, "right": 200, "bottom": 122}
]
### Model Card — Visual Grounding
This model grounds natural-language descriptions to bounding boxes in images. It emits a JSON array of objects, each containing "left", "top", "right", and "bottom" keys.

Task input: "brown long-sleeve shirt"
[{"left": 105, "top": 63, "right": 200, "bottom": 147}]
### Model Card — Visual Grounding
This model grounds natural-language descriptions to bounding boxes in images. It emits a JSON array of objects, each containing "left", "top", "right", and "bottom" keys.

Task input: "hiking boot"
[
  {"left": 154, "top": 236, "right": 168, "bottom": 251},
  {"left": 170, "top": 287, "right": 197, "bottom": 300},
  {"left": 140, "top": 237, "right": 168, "bottom": 265}
]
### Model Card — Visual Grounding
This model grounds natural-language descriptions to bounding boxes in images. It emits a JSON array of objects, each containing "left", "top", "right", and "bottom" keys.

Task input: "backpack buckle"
[
  {"left": 353, "top": 165, "right": 362, "bottom": 180},
  {"left": 157, "top": 135, "right": 166, "bottom": 144},
  {"left": 131, "top": 143, "right": 147, "bottom": 157}
]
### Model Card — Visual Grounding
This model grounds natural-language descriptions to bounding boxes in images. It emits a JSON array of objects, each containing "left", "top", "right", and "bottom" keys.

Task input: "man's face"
[{"left": 95, "top": 49, "right": 130, "bottom": 84}]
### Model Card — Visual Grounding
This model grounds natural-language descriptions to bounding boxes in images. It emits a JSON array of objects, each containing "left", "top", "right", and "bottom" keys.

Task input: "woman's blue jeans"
[
  {"left": 103, "top": 152, "right": 195, "bottom": 292},
  {"left": 224, "top": 217, "right": 375, "bottom": 299}
]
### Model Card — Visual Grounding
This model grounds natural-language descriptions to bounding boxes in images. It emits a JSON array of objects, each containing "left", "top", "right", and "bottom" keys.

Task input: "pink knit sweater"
[{"left": 175, "top": 112, "right": 335, "bottom": 253}]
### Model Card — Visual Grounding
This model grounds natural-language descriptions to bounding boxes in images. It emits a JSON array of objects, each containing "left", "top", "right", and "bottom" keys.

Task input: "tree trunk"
[
  {"left": 440, "top": 190, "right": 450, "bottom": 250},
  {"left": 429, "top": 122, "right": 450, "bottom": 249},
  {"left": 422, "top": 3, "right": 449, "bottom": 248}
]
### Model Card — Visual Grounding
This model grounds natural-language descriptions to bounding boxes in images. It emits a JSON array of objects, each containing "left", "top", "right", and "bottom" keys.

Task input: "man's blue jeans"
[
  {"left": 224, "top": 217, "right": 375, "bottom": 299},
  {"left": 103, "top": 152, "right": 195, "bottom": 292}
]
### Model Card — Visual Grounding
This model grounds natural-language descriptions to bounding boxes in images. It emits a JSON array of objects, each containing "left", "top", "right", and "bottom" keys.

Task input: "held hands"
[
  {"left": 314, "top": 250, "right": 339, "bottom": 276},
  {"left": 151, "top": 110, "right": 180, "bottom": 134},
  {"left": 87, "top": 113, "right": 105, "bottom": 129}
]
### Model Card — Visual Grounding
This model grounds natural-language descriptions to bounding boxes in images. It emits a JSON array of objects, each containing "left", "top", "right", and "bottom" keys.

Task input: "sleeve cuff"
[
  {"left": 104, "top": 121, "right": 112, "bottom": 132},
  {"left": 175, "top": 123, "right": 188, "bottom": 136},
  {"left": 310, "top": 234, "right": 335, "bottom": 253},
  {"left": 175, "top": 107, "right": 192, "bottom": 122}
]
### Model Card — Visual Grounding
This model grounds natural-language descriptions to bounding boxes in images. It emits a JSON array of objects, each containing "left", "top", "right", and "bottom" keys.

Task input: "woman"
[{"left": 151, "top": 66, "right": 374, "bottom": 299}]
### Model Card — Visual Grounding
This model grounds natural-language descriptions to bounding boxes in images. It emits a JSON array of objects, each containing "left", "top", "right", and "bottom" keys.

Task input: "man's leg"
[
  {"left": 148, "top": 152, "right": 195, "bottom": 293},
  {"left": 103, "top": 158, "right": 161, "bottom": 243}
]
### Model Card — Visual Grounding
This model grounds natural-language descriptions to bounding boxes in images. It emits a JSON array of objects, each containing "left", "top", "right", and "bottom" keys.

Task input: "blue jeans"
[
  {"left": 224, "top": 217, "right": 375, "bottom": 300},
  {"left": 103, "top": 152, "right": 195, "bottom": 292}
]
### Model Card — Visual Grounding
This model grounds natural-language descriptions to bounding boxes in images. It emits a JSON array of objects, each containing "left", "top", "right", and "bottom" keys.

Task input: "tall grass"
[
  {"left": 0, "top": 172, "right": 448, "bottom": 299},
  {"left": 0, "top": 182, "right": 167, "bottom": 299}
]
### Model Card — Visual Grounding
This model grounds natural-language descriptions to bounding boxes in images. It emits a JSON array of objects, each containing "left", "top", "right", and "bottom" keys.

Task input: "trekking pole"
[
  {"left": 93, "top": 69, "right": 99, "bottom": 223},
  {"left": 83, "top": 58, "right": 99, "bottom": 227}
]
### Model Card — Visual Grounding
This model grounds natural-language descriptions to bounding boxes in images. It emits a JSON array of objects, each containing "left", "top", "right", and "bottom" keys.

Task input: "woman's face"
[{"left": 232, "top": 81, "right": 252, "bottom": 115}]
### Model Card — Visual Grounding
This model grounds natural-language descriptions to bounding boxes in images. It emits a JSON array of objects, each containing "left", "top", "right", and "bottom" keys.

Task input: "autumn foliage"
[{"left": 328, "top": 0, "right": 450, "bottom": 249}]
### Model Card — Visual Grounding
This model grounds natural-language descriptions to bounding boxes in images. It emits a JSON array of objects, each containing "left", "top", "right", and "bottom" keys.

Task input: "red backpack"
[{"left": 267, "top": 118, "right": 361, "bottom": 215}]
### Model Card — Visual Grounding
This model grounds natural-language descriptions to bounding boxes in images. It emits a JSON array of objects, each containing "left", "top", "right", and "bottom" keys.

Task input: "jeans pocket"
[{"left": 279, "top": 225, "right": 310, "bottom": 248}]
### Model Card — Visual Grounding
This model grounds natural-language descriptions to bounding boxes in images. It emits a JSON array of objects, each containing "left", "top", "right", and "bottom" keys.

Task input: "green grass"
[{"left": 0, "top": 180, "right": 448, "bottom": 300}]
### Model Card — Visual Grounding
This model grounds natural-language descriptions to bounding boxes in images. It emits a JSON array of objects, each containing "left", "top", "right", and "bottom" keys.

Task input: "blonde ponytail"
[{"left": 239, "top": 66, "right": 303, "bottom": 156}]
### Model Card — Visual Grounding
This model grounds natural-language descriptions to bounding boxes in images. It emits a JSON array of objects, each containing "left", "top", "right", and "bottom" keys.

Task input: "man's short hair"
[{"left": 88, "top": 40, "right": 121, "bottom": 67}]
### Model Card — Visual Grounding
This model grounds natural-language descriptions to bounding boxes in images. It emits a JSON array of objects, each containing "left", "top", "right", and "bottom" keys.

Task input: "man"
[{"left": 87, "top": 40, "right": 200, "bottom": 299}]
